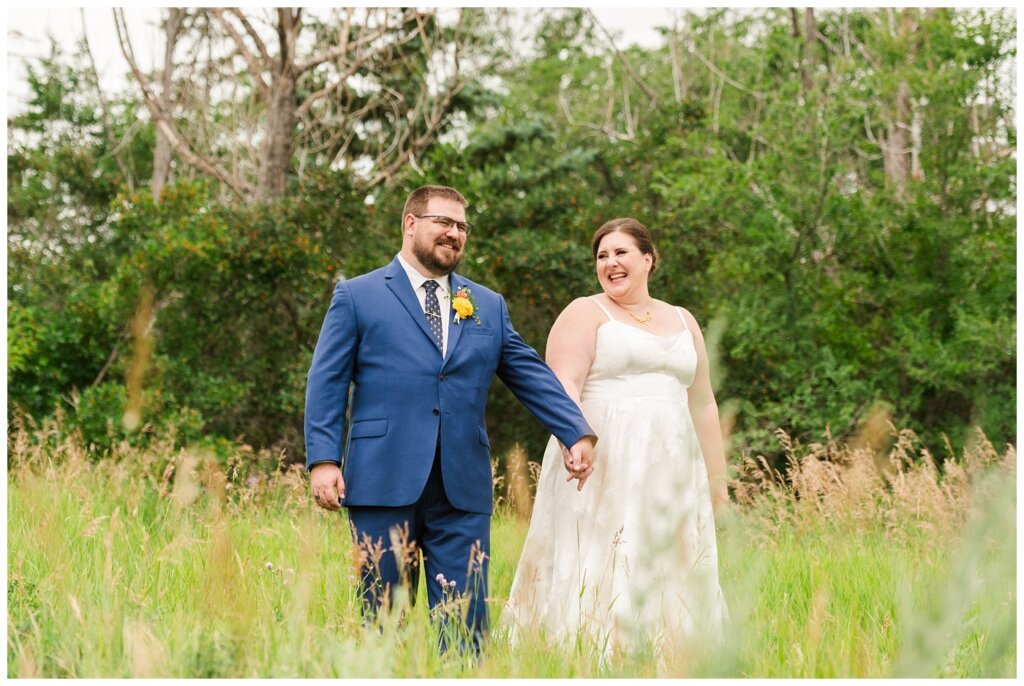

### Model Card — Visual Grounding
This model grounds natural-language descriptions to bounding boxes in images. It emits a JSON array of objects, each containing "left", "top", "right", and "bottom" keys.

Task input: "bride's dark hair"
[{"left": 591, "top": 218, "right": 659, "bottom": 274}]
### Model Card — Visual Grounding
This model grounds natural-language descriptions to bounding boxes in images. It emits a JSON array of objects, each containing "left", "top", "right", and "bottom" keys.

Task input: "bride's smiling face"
[{"left": 595, "top": 231, "right": 653, "bottom": 298}]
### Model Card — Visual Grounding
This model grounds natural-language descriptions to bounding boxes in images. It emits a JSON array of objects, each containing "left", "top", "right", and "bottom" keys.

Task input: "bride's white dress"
[{"left": 502, "top": 299, "right": 727, "bottom": 654}]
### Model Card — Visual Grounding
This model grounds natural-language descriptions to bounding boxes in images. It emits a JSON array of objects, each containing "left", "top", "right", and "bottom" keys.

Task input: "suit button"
[
  {"left": 432, "top": 408, "right": 440, "bottom": 416},
  {"left": 439, "top": 374, "right": 447, "bottom": 381}
]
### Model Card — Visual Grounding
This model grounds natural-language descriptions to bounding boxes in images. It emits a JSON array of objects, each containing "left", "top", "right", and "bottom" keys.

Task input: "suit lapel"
[
  {"left": 443, "top": 273, "right": 468, "bottom": 365},
  {"left": 384, "top": 258, "right": 442, "bottom": 354}
]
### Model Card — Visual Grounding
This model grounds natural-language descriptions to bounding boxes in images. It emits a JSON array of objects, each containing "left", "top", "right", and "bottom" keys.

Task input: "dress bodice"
[{"left": 580, "top": 317, "right": 697, "bottom": 404}]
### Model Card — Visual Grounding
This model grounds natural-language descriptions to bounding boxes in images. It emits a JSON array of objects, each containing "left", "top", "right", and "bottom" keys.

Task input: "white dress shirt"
[{"left": 396, "top": 253, "right": 451, "bottom": 356}]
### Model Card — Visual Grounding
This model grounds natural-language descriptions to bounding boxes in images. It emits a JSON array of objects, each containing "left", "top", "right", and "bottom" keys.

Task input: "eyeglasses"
[{"left": 414, "top": 214, "right": 473, "bottom": 235}]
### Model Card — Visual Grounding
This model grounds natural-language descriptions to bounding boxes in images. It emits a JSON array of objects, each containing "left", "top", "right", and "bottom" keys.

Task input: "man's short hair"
[{"left": 402, "top": 185, "right": 469, "bottom": 220}]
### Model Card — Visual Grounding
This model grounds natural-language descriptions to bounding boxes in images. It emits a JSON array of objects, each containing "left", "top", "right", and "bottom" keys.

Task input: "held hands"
[
  {"left": 310, "top": 462, "right": 345, "bottom": 511},
  {"left": 561, "top": 436, "right": 597, "bottom": 491}
]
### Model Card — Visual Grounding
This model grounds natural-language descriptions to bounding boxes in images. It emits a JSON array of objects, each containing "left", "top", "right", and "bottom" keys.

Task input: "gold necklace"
[{"left": 619, "top": 302, "right": 654, "bottom": 326}]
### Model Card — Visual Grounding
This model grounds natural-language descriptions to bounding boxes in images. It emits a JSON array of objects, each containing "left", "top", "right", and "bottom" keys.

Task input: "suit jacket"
[{"left": 304, "top": 257, "right": 594, "bottom": 515}]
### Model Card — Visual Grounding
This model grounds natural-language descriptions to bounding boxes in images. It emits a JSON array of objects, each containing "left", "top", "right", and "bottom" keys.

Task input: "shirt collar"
[{"left": 396, "top": 253, "right": 450, "bottom": 295}]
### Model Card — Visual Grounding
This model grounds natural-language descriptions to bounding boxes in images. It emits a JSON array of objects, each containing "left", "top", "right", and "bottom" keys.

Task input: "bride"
[{"left": 502, "top": 218, "right": 729, "bottom": 658}]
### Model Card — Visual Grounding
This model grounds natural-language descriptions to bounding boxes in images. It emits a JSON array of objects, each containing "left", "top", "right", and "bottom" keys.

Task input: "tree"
[
  {"left": 9, "top": 8, "right": 1014, "bottom": 467},
  {"left": 421, "top": 7, "right": 1016, "bottom": 462},
  {"left": 114, "top": 8, "right": 508, "bottom": 202}
]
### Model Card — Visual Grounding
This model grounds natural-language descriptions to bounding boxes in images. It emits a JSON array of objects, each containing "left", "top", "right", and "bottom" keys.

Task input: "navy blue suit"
[{"left": 305, "top": 257, "right": 593, "bottom": 645}]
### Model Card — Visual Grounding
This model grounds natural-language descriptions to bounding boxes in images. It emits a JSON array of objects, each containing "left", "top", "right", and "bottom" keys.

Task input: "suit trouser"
[{"left": 346, "top": 447, "right": 491, "bottom": 649}]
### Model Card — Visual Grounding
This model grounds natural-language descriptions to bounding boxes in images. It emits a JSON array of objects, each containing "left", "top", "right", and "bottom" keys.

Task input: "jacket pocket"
[{"left": 350, "top": 419, "right": 388, "bottom": 439}]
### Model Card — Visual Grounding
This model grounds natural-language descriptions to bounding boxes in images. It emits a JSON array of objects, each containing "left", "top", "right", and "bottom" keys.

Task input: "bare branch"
[
  {"left": 296, "top": 9, "right": 423, "bottom": 74},
  {"left": 669, "top": 20, "right": 686, "bottom": 103},
  {"left": 577, "top": 121, "right": 637, "bottom": 143},
  {"left": 92, "top": 341, "right": 120, "bottom": 386},
  {"left": 294, "top": 18, "right": 429, "bottom": 119},
  {"left": 114, "top": 8, "right": 254, "bottom": 198},
  {"left": 558, "top": 78, "right": 576, "bottom": 125},
  {"left": 209, "top": 9, "right": 271, "bottom": 98},
  {"left": 686, "top": 36, "right": 766, "bottom": 101},
  {"left": 228, "top": 8, "right": 273, "bottom": 64},
  {"left": 602, "top": 59, "right": 616, "bottom": 131},
  {"left": 587, "top": 9, "right": 659, "bottom": 107},
  {"left": 80, "top": 9, "right": 135, "bottom": 191},
  {"left": 365, "top": 79, "right": 466, "bottom": 188}
]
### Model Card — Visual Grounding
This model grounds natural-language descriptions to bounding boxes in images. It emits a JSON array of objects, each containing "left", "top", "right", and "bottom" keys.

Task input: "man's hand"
[
  {"left": 310, "top": 462, "right": 345, "bottom": 511},
  {"left": 562, "top": 436, "right": 596, "bottom": 491}
]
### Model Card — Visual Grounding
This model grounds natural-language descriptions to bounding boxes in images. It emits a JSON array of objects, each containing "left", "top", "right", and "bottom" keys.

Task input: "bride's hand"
[
  {"left": 559, "top": 444, "right": 578, "bottom": 478},
  {"left": 563, "top": 437, "right": 596, "bottom": 491}
]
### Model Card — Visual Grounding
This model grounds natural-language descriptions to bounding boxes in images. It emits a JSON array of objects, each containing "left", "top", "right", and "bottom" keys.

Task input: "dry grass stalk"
[
  {"left": 505, "top": 443, "right": 533, "bottom": 519},
  {"left": 123, "top": 618, "right": 168, "bottom": 677},
  {"left": 733, "top": 424, "right": 1015, "bottom": 543},
  {"left": 123, "top": 284, "right": 155, "bottom": 432}
]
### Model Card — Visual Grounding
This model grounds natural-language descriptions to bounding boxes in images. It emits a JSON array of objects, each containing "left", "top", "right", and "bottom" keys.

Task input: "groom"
[{"left": 305, "top": 184, "right": 596, "bottom": 648}]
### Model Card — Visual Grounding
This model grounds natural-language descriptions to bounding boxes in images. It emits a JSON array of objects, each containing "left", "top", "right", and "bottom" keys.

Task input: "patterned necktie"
[{"left": 423, "top": 280, "right": 444, "bottom": 351}]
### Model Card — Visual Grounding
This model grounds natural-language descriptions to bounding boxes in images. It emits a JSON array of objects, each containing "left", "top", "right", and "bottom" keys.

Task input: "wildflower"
[
  {"left": 265, "top": 561, "right": 274, "bottom": 571},
  {"left": 435, "top": 573, "right": 447, "bottom": 584}
]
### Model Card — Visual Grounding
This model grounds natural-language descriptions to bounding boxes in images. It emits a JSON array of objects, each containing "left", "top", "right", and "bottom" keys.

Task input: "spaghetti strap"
[
  {"left": 590, "top": 296, "right": 614, "bottom": 322},
  {"left": 675, "top": 307, "right": 690, "bottom": 334}
]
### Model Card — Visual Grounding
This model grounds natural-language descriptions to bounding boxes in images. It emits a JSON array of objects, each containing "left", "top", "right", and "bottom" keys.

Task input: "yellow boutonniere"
[{"left": 452, "top": 287, "right": 481, "bottom": 324}]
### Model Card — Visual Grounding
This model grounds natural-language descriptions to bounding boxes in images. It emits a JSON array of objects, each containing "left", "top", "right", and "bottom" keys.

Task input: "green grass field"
[{"left": 7, "top": 423, "right": 1016, "bottom": 677}]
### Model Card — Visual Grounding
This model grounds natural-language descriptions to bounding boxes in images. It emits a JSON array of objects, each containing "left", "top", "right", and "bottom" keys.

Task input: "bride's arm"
[
  {"left": 544, "top": 298, "right": 600, "bottom": 405},
  {"left": 545, "top": 298, "right": 600, "bottom": 483},
  {"left": 682, "top": 308, "right": 730, "bottom": 514}
]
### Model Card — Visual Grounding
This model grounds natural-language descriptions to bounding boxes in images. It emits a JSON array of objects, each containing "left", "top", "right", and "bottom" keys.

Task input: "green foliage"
[
  {"left": 8, "top": 39, "right": 152, "bottom": 432},
  {"left": 91, "top": 175, "right": 372, "bottom": 451},
  {"left": 66, "top": 384, "right": 205, "bottom": 453},
  {"left": 7, "top": 9, "right": 1016, "bottom": 466}
]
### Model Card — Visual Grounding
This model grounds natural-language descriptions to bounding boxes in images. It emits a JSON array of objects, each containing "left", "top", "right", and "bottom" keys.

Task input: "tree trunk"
[
  {"left": 258, "top": 72, "right": 297, "bottom": 200},
  {"left": 256, "top": 9, "right": 301, "bottom": 201},
  {"left": 151, "top": 9, "right": 183, "bottom": 199},
  {"left": 803, "top": 8, "right": 817, "bottom": 91},
  {"left": 790, "top": 8, "right": 817, "bottom": 94},
  {"left": 884, "top": 9, "right": 917, "bottom": 200}
]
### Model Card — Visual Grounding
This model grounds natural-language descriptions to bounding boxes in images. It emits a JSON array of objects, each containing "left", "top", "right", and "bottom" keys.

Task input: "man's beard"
[{"left": 413, "top": 236, "right": 462, "bottom": 275}]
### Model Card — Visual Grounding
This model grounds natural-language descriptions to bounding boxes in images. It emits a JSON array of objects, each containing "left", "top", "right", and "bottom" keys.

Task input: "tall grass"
[{"left": 6, "top": 416, "right": 1016, "bottom": 677}]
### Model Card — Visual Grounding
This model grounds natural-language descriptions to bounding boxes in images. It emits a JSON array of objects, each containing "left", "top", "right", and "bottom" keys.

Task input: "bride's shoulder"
[
  {"left": 657, "top": 300, "right": 701, "bottom": 328},
  {"left": 562, "top": 295, "right": 605, "bottom": 313},
  {"left": 661, "top": 301, "right": 692, "bottom": 316},
  {"left": 554, "top": 296, "right": 606, "bottom": 327}
]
